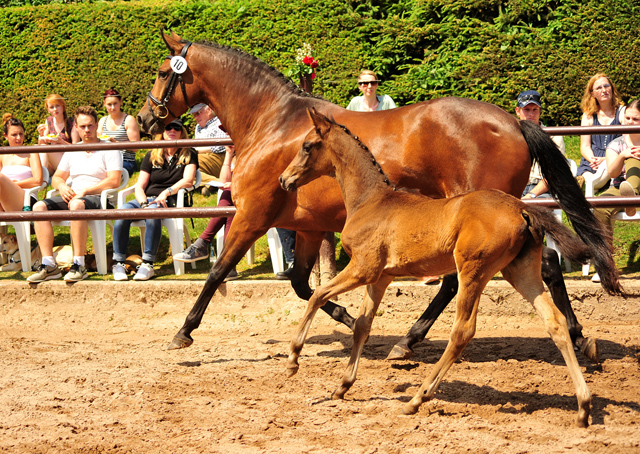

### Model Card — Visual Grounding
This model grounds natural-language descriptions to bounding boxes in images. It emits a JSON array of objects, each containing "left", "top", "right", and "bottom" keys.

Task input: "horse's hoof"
[
  {"left": 285, "top": 366, "right": 299, "bottom": 378},
  {"left": 331, "top": 389, "right": 345, "bottom": 400},
  {"left": 386, "top": 344, "right": 414, "bottom": 361},
  {"left": 576, "top": 414, "right": 589, "bottom": 428},
  {"left": 576, "top": 337, "right": 600, "bottom": 364},
  {"left": 167, "top": 335, "right": 193, "bottom": 350},
  {"left": 402, "top": 402, "right": 419, "bottom": 415}
]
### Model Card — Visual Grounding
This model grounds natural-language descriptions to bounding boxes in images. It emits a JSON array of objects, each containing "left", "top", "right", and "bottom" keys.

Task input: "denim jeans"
[
  {"left": 112, "top": 198, "right": 162, "bottom": 263},
  {"left": 123, "top": 160, "right": 137, "bottom": 179}
]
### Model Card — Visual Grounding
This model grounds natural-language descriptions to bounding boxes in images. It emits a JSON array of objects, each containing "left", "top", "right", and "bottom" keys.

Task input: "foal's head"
[{"left": 280, "top": 108, "right": 338, "bottom": 192}]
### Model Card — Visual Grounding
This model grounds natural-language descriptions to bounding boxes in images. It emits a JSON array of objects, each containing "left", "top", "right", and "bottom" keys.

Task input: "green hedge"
[{"left": 0, "top": 0, "right": 638, "bottom": 145}]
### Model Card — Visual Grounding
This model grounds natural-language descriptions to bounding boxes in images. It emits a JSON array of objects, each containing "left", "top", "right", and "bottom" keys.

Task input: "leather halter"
[{"left": 146, "top": 41, "right": 193, "bottom": 128}]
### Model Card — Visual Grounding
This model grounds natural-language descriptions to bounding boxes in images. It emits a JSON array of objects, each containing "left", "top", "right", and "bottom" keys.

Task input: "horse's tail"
[
  {"left": 524, "top": 205, "right": 591, "bottom": 265},
  {"left": 519, "top": 120, "right": 623, "bottom": 295}
]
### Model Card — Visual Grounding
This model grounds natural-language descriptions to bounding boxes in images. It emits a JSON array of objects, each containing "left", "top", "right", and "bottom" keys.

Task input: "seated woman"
[
  {"left": 36, "top": 94, "right": 80, "bottom": 175},
  {"left": 111, "top": 119, "right": 198, "bottom": 281},
  {"left": 1, "top": 113, "right": 43, "bottom": 212},
  {"left": 591, "top": 99, "right": 640, "bottom": 283},
  {"left": 97, "top": 88, "right": 141, "bottom": 178},
  {"left": 173, "top": 145, "right": 239, "bottom": 281},
  {"left": 577, "top": 73, "right": 626, "bottom": 182}
]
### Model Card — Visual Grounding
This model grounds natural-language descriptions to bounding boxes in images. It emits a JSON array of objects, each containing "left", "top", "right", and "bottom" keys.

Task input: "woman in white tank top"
[{"left": 1, "top": 114, "right": 43, "bottom": 212}]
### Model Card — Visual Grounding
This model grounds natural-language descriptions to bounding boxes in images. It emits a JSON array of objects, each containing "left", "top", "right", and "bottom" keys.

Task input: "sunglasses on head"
[
  {"left": 358, "top": 80, "right": 379, "bottom": 87},
  {"left": 517, "top": 94, "right": 541, "bottom": 105},
  {"left": 165, "top": 124, "right": 182, "bottom": 131}
]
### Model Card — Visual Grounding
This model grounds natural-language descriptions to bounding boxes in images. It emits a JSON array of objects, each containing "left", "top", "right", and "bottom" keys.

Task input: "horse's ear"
[
  {"left": 160, "top": 30, "right": 182, "bottom": 55},
  {"left": 307, "top": 108, "right": 331, "bottom": 137}
]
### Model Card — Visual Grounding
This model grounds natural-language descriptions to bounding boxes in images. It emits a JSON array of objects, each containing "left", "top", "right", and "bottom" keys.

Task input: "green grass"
[{"left": 2, "top": 138, "right": 640, "bottom": 280}]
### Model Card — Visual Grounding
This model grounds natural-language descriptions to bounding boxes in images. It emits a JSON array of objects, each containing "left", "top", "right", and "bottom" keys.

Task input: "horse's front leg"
[
  {"left": 168, "top": 225, "right": 266, "bottom": 350},
  {"left": 290, "top": 231, "right": 357, "bottom": 330},
  {"left": 286, "top": 261, "right": 369, "bottom": 377},
  {"left": 387, "top": 273, "right": 459, "bottom": 360},
  {"left": 333, "top": 275, "right": 393, "bottom": 400},
  {"left": 541, "top": 246, "right": 599, "bottom": 364}
]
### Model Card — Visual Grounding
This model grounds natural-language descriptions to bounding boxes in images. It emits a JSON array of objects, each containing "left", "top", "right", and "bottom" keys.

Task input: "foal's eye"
[{"left": 302, "top": 143, "right": 312, "bottom": 155}]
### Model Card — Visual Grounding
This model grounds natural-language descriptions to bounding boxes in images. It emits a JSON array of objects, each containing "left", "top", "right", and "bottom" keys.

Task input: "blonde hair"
[
  {"left": 580, "top": 73, "right": 621, "bottom": 115},
  {"left": 357, "top": 69, "right": 378, "bottom": 81},
  {"left": 44, "top": 94, "right": 68, "bottom": 119},
  {"left": 150, "top": 124, "right": 193, "bottom": 167}
]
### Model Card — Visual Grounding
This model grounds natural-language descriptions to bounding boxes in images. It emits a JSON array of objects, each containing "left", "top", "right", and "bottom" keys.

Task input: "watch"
[
  {"left": 167, "top": 187, "right": 174, "bottom": 195},
  {"left": 528, "top": 192, "right": 537, "bottom": 198}
]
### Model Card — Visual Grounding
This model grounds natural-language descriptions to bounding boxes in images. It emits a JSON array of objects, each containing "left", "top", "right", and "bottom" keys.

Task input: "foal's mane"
[
  {"left": 190, "top": 40, "right": 319, "bottom": 99},
  {"left": 328, "top": 117, "right": 397, "bottom": 191}
]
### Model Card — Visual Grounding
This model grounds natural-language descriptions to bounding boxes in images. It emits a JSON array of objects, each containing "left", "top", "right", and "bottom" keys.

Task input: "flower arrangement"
[{"left": 287, "top": 43, "right": 319, "bottom": 80}]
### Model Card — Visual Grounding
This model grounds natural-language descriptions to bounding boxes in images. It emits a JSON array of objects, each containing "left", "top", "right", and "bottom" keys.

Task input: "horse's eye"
[
  {"left": 302, "top": 143, "right": 312, "bottom": 155},
  {"left": 158, "top": 70, "right": 169, "bottom": 79}
]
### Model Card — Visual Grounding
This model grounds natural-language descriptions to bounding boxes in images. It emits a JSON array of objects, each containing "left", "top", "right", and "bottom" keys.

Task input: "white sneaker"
[
  {"left": 133, "top": 263, "right": 155, "bottom": 281},
  {"left": 591, "top": 273, "right": 601, "bottom": 283},
  {"left": 112, "top": 262, "right": 128, "bottom": 281}
]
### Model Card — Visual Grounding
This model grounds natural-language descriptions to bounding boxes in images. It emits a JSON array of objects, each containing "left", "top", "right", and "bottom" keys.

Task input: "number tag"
[{"left": 170, "top": 56, "right": 188, "bottom": 74}]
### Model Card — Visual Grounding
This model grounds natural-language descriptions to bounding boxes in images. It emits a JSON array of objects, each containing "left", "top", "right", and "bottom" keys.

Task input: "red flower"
[
  {"left": 302, "top": 56, "right": 313, "bottom": 65},
  {"left": 310, "top": 60, "right": 319, "bottom": 69},
  {"left": 311, "top": 73, "right": 316, "bottom": 80}
]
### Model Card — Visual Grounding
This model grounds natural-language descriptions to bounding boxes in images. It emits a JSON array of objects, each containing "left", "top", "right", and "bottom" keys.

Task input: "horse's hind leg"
[
  {"left": 502, "top": 261, "right": 591, "bottom": 428},
  {"left": 541, "top": 246, "right": 599, "bottom": 363},
  {"left": 289, "top": 231, "right": 357, "bottom": 330},
  {"left": 404, "top": 276, "right": 486, "bottom": 415},
  {"left": 387, "top": 273, "right": 458, "bottom": 360},
  {"left": 333, "top": 275, "right": 394, "bottom": 400},
  {"left": 286, "top": 261, "right": 370, "bottom": 377}
]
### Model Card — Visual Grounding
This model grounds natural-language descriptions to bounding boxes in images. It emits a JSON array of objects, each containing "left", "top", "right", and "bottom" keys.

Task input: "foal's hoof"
[
  {"left": 167, "top": 335, "right": 193, "bottom": 350},
  {"left": 402, "top": 402, "right": 420, "bottom": 415},
  {"left": 576, "top": 337, "right": 600, "bottom": 364},
  {"left": 386, "top": 344, "right": 414, "bottom": 361},
  {"left": 285, "top": 366, "right": 299, "bottom": 378}
]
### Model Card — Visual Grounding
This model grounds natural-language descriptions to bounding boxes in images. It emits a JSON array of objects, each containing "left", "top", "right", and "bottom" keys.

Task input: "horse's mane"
[
  {"left": 327, "top": 117, "right": 397, "bottom": 191},
  {"left": 188, "top": 39, "right": 321, "bottom": 100}
]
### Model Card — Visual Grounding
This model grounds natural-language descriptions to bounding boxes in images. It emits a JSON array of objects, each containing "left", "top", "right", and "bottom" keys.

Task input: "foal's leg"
[
  {"left": 541, "top": 246, "right": 599, "bottom": 363},
  {"left": 333, "top": 275, "right": 394, "bottom": 400},
  {"left": 286, "top": 261, "right": 372, "bottom": 377},
  {"left": 404, "top": 275, "right": 487, "bottom": 415},
  {"left": 502, "top": 262, "right": 591, "bottom": 428},
  {"left": 289, "top": 231, "right": 357, "bottom": 330},
  {"left": 387, "top": 273, "right": 458, "bottom": 360}
]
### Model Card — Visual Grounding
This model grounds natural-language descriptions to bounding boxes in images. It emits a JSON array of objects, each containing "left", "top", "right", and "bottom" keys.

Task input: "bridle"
[{"left": 146, "top": 41, "right": 193, "bottom": 128}]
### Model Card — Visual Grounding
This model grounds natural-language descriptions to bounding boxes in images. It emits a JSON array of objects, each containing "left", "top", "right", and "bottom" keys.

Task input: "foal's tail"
[
  {"left": 524, "top": 205, "right": 591, "bottom": 265},
  {"left": 519, "top": 120, "right": 623, "bottom": 295}
]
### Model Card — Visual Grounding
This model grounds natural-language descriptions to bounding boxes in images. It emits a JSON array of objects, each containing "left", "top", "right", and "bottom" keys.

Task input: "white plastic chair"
[
  {"left": 545, "top": 158, "right": 577, "bottom": 272},
  {"left": 47, "top": 171, "right": 129, "bottom": 275},
  {"left": 582, "top": 162, "right": 640, "bottom": 275},
  {"left": 117, "top": 170, "right": 201, "bottom": 276},
  {"left": 210, "top": 184, "right": 285, "bottom": 273},
  {"left": 0, "top": 167, "right": 49, "bottom": 272}
]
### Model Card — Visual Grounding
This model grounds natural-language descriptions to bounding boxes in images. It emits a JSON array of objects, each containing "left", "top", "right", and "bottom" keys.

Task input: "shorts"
[{"left": 42, "top": 194, "right": 106, "bottom": 211}]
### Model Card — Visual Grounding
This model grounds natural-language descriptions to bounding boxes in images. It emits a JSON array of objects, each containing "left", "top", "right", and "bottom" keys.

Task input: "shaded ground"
[{"left": 0, "top": 279, "right": 639, "bottom": 453}]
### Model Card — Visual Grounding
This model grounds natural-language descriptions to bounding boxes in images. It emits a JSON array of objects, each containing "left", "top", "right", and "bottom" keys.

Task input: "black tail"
[
  {"left": 519, "top": 120, "right": 622, "bottom": 295},
  {"left": 525, "top": 205, "right": 591, "bottom": 265}
]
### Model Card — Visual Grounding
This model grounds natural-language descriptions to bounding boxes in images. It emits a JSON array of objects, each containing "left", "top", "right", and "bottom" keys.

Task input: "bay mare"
[
  {"left": 279, "top": 108, "right": 592, "bottom": 427},
  {"left": 136, "top": 31, "right": 620, "bottom": 359}
]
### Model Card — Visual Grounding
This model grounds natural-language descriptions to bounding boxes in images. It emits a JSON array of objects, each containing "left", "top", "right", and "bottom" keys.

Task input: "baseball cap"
[
  {"left": 166, "top": 118, "right": 183, "bottom": 127},
  {"left": 516, "top": 90, "right": 541, "bottom": 108},
  {"left": 189, "top": 103, "right": 207, "bottom": 114}
]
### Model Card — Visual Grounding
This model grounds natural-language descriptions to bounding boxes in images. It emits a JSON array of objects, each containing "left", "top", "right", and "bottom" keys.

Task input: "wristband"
[
  {"left": 140, "top": 201, "right": 149, "bottom": 208},
  {"left": 528, "top": 193, "right": 537, "bottom": 198},
  {"left": 166, "top": 187, "right": 174, "bottom": 195}
]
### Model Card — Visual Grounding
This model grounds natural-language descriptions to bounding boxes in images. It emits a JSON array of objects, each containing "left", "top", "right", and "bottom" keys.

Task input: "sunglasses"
[
  {"left": 517, "top": 94, "right": 541, "bottom": 105},
  {"left": 165, "top": 124, "right": 182, "bottom": 132},
  {"left": 358, "top": 81, "right": 379, "bottom": 87}
]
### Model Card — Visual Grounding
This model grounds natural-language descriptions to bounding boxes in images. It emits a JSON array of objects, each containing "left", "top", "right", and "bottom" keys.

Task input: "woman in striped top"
[{"left": 97, "top": 88, "right": 141, "bottom": 177}]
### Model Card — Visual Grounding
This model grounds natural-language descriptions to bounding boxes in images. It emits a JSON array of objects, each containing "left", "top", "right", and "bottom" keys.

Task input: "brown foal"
[{"left": 279, "top": 109, "right": 592, "bottom": 427}]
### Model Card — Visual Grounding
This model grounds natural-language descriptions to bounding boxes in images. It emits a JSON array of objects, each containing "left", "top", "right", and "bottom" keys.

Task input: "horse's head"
[
  {"left": 136, "top": 31, "right": 198, "bottom": 135},
  {"left": 279, "top": 108, "right": 336, "bottom": 192}
]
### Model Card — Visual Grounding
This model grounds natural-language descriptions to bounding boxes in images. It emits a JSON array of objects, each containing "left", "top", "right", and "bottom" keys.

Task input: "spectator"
[
  {"left": 591, "top": 100, "right": 640, "bottom": 283},
  {"left": 173, "top": 145, "right": 239, "bottom": 281},
  {"left": 189, "top": 103, "right": 229, "bottom": 196},
  {"left": 1, "top": 113, "right": 43, "bottom": 211},
  {"left": 112, "top": 118, "right": 198, "bottom": 281},
  {"left": 515, "top": 90, "right": 566, "bottom": 199},
  {"left": 275, "top": 228, "right": 295, "bottom": 280},
  {"left": 577, "top": 73, "right": 626, "bottom": 183},
  {"left": 37, "top": 94, "right": 80, "bottom": 175},
  {"left": 27, "top": 106, "right": 123, "bottom": 283},
  {"left": 346, "top": 70, "right": 396, "bottom": 112},
  {"left": 97, "top": 88, "right": 141, "bottom": 178}
]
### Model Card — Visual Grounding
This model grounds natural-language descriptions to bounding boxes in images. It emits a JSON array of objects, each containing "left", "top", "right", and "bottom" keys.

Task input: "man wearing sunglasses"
[
  {"left": 190, "top": 103, "right": 229, "bottom": 196},
  {"left": 515, "top": 90, "right": 566, "bottom": 199},
  {"left": 28, "top": 106, "right": 123, "bottom": 283},
  {"left": 346, "top": 70, "right": 396, "bottom": 112}
]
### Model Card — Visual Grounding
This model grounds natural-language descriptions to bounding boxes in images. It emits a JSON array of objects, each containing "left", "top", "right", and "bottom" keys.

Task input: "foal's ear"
[{"left": 307, "top": 107, "right": 331, "bottom": 137}]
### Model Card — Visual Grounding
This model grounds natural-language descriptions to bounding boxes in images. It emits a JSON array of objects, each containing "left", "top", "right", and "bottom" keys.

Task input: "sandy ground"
[{"left": 0, "top": 278, "right": 639, "bottom": 453}]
